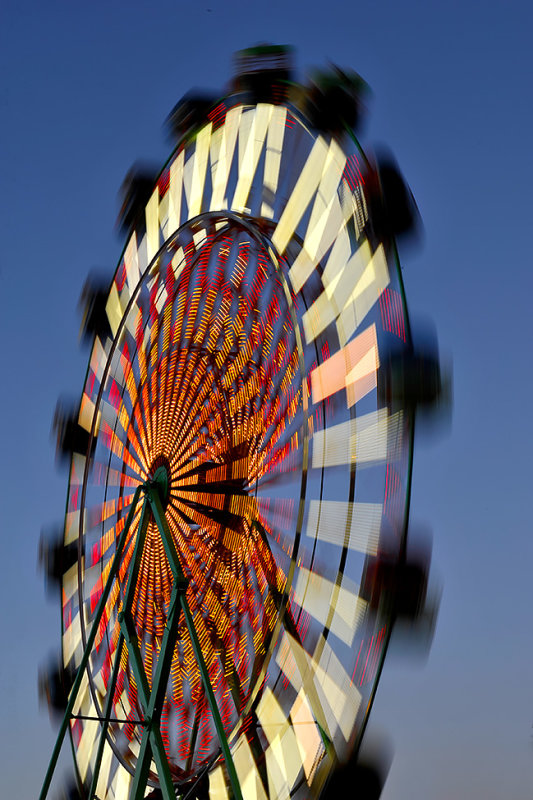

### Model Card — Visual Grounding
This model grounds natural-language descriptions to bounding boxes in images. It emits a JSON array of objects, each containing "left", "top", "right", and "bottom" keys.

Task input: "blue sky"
[{"left": 1, "top": 1, "right": 532, "bottom": 797}]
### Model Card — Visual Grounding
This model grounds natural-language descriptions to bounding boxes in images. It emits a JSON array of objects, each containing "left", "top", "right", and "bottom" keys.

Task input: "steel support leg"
[
  {"left": 40, "top": 479, "right": 244, "bottom": 800},
  {"left": 39, "top": 485, "right": 144, "bottom": 800}
]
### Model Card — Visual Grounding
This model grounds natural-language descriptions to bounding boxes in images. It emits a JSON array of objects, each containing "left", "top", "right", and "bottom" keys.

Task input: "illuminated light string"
[
  {"left": 379, "top": 286, "right": 406, "bottom": 343},
  {"left": 59, "top": 100, "right": 413, "bottom": 798}
]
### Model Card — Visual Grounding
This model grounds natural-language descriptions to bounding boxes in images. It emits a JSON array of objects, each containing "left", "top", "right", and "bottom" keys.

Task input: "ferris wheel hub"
[{"left": 149, "top": 458, "right": 171, "bottom": 509}]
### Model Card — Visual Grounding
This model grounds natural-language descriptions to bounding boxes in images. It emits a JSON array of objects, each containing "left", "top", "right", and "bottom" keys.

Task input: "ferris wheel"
[{"left": 39, "top": 45, "right": 441, "bottom": 800}]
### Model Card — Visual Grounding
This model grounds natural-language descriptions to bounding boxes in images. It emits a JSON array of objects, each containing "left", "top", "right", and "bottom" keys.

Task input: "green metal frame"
[{"left": 40, "top": 475, "right": 243, "bottom": 800}]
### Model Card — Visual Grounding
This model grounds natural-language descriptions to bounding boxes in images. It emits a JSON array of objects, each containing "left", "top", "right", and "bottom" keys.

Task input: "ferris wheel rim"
[{"left": 58, "top": 88, "right": 417, "bottom": 798}]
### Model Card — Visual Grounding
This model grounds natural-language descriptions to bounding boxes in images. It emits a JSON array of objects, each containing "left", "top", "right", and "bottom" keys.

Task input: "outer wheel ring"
[{"left": 61, "top": 99, "right": 414, "bottom": 798}]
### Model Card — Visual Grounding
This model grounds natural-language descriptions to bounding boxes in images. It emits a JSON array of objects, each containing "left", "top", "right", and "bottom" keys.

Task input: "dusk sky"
[{"left": 1, "top": 1, "right": 532, "bottom": 797}]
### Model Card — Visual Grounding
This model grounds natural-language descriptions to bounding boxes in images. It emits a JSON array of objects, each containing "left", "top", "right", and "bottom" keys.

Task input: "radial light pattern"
[{"left": 61, "top": 100, "right": 412, "bottom": 799}]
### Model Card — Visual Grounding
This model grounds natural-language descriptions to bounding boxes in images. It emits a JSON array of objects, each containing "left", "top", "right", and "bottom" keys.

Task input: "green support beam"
[
  {"left": 146, "top": 483, "right": 244, "bottom": 800},
  {"left": 40, "top": 477, "right": 244, "bottom": 800},
  {"left": 39, "top": 485, "right": 144, "bottom": 800}
]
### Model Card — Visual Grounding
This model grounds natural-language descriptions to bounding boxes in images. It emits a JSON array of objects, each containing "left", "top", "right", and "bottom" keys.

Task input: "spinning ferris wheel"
[{"left": 39, "top": 46, "right": 442, "bottom": 800}]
